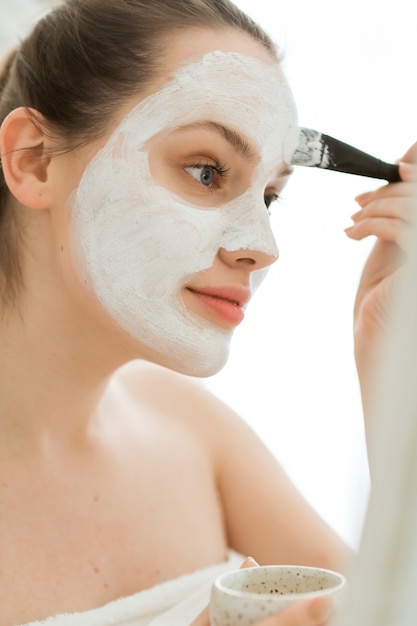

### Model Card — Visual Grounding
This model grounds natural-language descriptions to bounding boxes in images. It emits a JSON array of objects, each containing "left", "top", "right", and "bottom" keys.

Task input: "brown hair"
[{"left": 0, "top": 0, "right": 278, "bottom": 308}]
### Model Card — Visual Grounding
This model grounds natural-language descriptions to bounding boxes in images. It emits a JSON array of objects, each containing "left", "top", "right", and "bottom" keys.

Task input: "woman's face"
[{"left": 67, "top": 29, "right": 296, "bottom": 376}]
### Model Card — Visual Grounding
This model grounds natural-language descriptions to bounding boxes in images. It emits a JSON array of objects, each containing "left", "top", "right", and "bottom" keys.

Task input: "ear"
[{"left": 0, "top": 107, "right": 53, "bottom": 209}]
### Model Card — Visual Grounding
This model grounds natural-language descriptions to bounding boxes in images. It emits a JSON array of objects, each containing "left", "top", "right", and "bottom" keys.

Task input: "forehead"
[
  {"left": 114, "top": 51, "right": 296, "bottom": 166},
  {"left": 160, "top": 27, "right": 277, "bottom": 69}
]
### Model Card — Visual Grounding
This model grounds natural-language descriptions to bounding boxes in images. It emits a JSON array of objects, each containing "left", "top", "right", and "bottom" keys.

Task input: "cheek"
[{"left": 69, "top": 150, "right": 225, "bottom": 302}]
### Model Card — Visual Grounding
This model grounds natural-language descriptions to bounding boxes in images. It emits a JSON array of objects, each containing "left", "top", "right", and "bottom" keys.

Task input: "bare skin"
[
  {"left": 0, "top": 362, "right": 345, "bottom": 624},
  {"left": 350, "top": 147, "right": 417, "bottom": 423},
  {"left": 0, "top": 23, "right": 415, "bottom": 626}
]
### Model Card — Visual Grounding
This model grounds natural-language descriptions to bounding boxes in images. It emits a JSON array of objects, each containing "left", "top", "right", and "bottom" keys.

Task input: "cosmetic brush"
[{"left": 284, "top": 126, "right": 401, "bottom": 183}]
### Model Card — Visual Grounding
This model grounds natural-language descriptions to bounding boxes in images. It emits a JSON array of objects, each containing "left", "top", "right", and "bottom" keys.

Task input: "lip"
[{"left": 186, "top": 285, "right": 251, "bottom": 327}]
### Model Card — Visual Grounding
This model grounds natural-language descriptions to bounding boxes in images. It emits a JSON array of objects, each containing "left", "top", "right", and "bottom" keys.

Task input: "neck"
[{"left": 0, "top": 294, "right": 131, "bottom": 455}]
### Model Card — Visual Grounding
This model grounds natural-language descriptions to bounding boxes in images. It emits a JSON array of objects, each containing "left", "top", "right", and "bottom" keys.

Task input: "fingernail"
[
  {"left": 399, "top": 161, "right": 417, "bottom": 181},
  {"left": 245, "top": 557, "right": 259, "bottom": 566},
  {"left": 355, "top": 192, "right": 372, "bottom": 206},
  {"left": 350, "top": 210, "right": 362, "bottom": 222}
]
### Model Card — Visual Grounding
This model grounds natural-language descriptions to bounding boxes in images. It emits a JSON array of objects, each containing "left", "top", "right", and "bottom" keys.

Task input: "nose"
[
  {"left": 217, "top": 246, "right": 278, "bottom": 271},
  {"left": 218, "top": 184, "right": 280, "bottom": 271}
]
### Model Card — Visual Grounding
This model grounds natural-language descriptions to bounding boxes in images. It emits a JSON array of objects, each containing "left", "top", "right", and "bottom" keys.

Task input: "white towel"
[{"left": 19, "top": 551, "right": 244, "bottom": 626}]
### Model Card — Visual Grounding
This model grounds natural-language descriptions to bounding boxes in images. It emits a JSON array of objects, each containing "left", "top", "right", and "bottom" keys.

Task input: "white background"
[{"left": 2, "top": 0, "right": 416, "bottom": 549}]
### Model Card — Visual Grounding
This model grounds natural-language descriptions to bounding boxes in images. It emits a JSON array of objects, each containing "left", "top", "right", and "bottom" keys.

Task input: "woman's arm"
[
  {"left": 346, "top": 143, "right": 417, "bottom": 428},
  {"left": 208, "top": 391, "right": 351, "bottom": 570}
]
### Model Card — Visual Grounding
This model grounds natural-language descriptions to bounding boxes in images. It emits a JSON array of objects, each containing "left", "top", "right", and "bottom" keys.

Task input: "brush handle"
[{"left": 321, "top": 134, "right": 401, "bottom": 183}]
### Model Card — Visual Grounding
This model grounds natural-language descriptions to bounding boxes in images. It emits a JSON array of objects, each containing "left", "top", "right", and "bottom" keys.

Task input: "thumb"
[
  {"left": 398, "top": 161, "right": 417, "bottom": 182},
  {"left": 398, "top": 141, "right": 417, "bottom": 165},
  {"left": 397, "top": 141, "right": 417, "bottom": 182},
  {"left": 240, "top": 556, "right": 259, "bottom": 569},
  {"left": 189, "top": 557, "right": 259, "bottom": 625}
]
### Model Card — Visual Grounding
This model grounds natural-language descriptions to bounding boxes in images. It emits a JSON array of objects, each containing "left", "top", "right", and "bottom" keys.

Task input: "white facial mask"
[{"left": 70, "top": 51, "right": 296, "bottom": 375}]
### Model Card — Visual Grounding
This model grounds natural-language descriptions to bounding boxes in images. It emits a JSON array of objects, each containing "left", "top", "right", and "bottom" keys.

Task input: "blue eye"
[
  {"left": 199, "top": 166, "right": 215, "bottom": 186},
  {"left": 185, "top": 165, "right": 215, "bottom": 187},
  {"left": 185, "top": 162, "right": 229, "bottom": 189}
]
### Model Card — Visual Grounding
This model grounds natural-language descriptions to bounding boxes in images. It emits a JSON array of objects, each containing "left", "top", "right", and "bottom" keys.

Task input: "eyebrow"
[
  {"left": 174, "top": 120, "right": 294, "bottom": 177},
  {"left": 174, "top": 120, "right": 258, "bottom": 162}
]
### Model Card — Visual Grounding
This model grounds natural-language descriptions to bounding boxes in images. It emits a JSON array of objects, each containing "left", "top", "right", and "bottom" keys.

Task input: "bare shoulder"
[
  {"left": 109, "top": 359, "right": 246, "bottom": 445},
  {"left": 107, "top": 360, "right": 258, "bottom": 489},
  {"left": 110, "top": 362, "right": 349, "bottom": 569}
]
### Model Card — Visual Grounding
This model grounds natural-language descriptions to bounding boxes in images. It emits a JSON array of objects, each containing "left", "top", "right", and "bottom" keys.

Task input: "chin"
[
  {"left": 147, "top": 335, "right": 231, "bottom": 379},
  {"left": 181, "top": 357, "right": 229, "bottom": 378},
  {"left": 167, "top": 348, "right": 230, "bottom": 378},
  {"left": 120, "top": 311, "right": 234, "bottom": 378}
]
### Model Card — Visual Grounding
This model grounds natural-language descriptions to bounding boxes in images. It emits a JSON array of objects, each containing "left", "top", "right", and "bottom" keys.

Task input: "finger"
[
  {"left": 398, "top": 141, "right": 417, "bottom": 165},
  {"left": 399, "top": 162, "right": 417, "bottom": 182},
  {"left": 352, "top": 198, "right": 415, "bottom": 225},
  {"left": 240, "top": 556, "right": 259, "bottom": 569},
  {"left": 356, "top": 181, "right": 417, "bottom": 206},
  {"left": 345, "top": 216, "right": 410, "bottom": 248},
  {"left": 256, "top": 596, "right": 334, "bottom": 626},
  {"left": 190, "top": 559, "right": 259, "bottom": 625}
]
